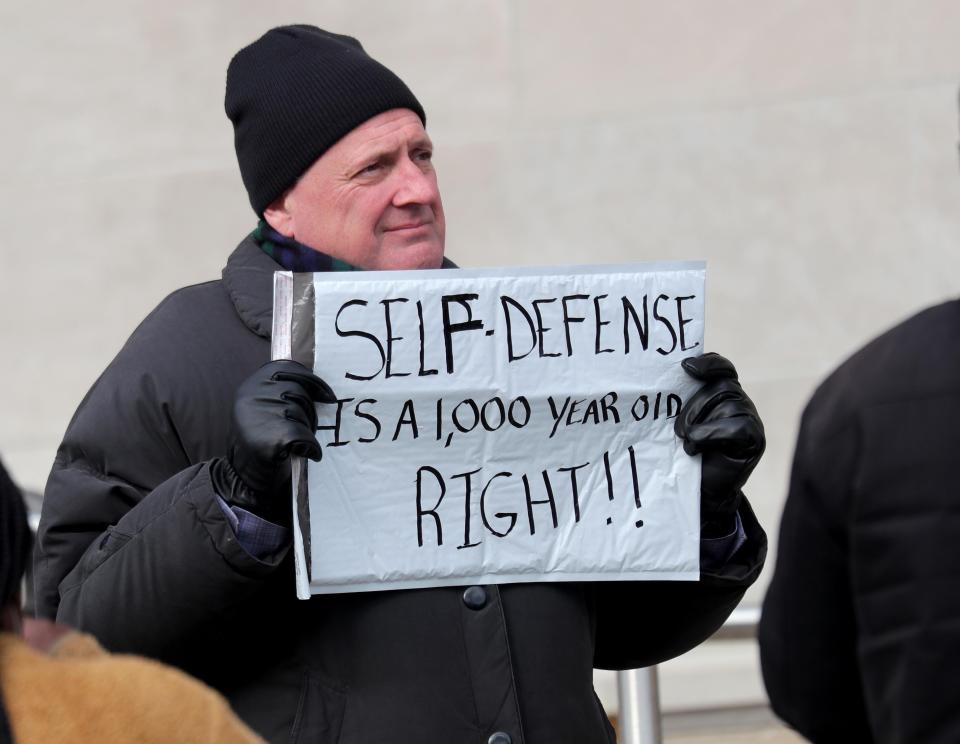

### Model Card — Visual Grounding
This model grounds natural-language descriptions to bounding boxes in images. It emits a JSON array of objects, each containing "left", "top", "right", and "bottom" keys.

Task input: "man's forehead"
[{"left": 335, "top": 109, "right": 430, "bottom": 160}]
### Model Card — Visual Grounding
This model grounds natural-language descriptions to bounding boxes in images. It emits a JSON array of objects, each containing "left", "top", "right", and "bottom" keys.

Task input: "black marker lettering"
[
  {"left": 501, "top": 296, "right": 536, "bottom": 362},
  {"left": 653, "top": 294, "right": 677, "bottom": 355},
  {"left": 622, "top": 295, "right": 649, "bottom": 354},
  {"left": 480, "top": 397, "right": 506, "bottom": 431},
  {"left": 416, "top": 466, "right": 445, "bottom": 547},
  {"left": 594, "top": 294, "right": 613, "bottom": 354},
  {"left": 417, "top": 300, "right": 439, "bottom": 376},
  {"left": 523, "top": 471, "right": 559, "bottom": 535},
  {"left": 392, "top": 399, "right": 419, "bottom": 440},
  {"left": 354, "top": 398, "right": 381, "bottom": 443},
  {"left": 557, "top": 462, "right": 589, "bottom": 523},
  {"left": 316, "top": 397, "right": 354, "bottom": 447},
  {"left": 480, "top": 471, "right": 516, "bottom": 538},
  {"left": 547, "top": 396, "right": 570, "bottom": 438},
  {"left": 453, "top": 468, "right": 482, "bottom": 549},
  {"left": 603, "top": 451, "right": 614, "bottom": 502},
  {"left": 335, "top": 300, "right": 385, "bottom": 381},
  {"left": 381, "top": 297, "right": 410, "bottom": 378},
  {"left": 600, "top": 392, "right": 620, "bottom": 423},
  {"left": 631, "top": 395, "right": 649, "bottom": 421},
  {"left": 442, "top": 294, "right": 483, "bottom": 375},
  {"left": 675, "top": 295, "right": 700, "bottom": 352},
  {"left": 533, "top": 298, "right": 561, "bottom": 358},
  {"left": 581, "top": 398, "right": 600, "bottom": 425},
  {"left": 452, "top": 399, "right": 480, "bottom": 433},
  {"left": 561, "top": 294, "right": 589, "bottom": 356},
  {"left": 628, "top": 445, "right": 641, "bottom": 508},
  {"left": 508, "top": 396, "right": 531, "bottom": 428},
  {"left": 565, "top": 398, "right": 584, "bottom": 426}
]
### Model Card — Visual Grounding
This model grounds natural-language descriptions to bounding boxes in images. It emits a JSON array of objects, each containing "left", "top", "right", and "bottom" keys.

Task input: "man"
[
  {"left": 34, "top": 26, "right": 766, "bottom": 743},
  {"left": 0, "top": 459, "right": 265, "bottom": 743},
  {"left": 759, "top": 299, "right": 960, "bottom": 743}
]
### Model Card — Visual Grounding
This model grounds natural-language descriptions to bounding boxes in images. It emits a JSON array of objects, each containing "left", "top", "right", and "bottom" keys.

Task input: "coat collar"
[
  {"left": 221, "top": 234, "right": 459, "bottom": 339},
  {"left": 222, "top": 234, "right": 279, "bottom": 339}
]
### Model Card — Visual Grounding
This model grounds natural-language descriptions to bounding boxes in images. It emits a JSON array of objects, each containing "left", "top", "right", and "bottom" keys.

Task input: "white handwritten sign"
[{"left": 274, "top": 263, "right": 705, "bottom": 597}]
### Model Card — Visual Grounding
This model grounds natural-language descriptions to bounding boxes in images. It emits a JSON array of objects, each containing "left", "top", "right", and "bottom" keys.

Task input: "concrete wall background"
[{"left": 3, "top": 0, "right": 960, "bottom": 713}]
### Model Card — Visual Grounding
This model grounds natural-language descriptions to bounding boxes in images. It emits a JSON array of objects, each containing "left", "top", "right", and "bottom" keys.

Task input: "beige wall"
[{"left": 3, "top": 0, "right": 960, "bottom": 712}]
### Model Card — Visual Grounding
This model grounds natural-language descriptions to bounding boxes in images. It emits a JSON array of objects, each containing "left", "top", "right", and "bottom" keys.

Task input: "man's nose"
[{"left": 392, "top": 157, "right": 439, "bottom": 206}]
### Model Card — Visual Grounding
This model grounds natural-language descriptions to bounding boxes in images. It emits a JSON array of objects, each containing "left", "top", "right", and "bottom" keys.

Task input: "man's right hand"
[{"left": 212, "top": 360, "right": 335, "bottom": 524}]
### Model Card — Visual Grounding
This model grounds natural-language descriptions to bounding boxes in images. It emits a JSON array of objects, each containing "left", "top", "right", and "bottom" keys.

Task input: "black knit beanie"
[
  {"left": 0, "top": 459, "right": 30, "bottom": 611},
  {"left": 226, "top": 25, "right": 426, "bottom": 216}
]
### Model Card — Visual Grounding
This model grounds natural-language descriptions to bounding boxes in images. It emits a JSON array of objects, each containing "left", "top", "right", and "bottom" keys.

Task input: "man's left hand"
[{"left": 674, "top": 352, "right": 765, "bottom": 537}]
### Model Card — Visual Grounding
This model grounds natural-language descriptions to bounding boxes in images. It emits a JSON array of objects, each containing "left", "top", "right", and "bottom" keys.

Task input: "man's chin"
[{"left": 374, "top": 239, "right": 445, "bottom": 271}]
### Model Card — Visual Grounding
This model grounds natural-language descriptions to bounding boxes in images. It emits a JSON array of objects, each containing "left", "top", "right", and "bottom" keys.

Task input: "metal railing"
[{"left": 616, "top": 606, "right": 760, "bottom": 744}]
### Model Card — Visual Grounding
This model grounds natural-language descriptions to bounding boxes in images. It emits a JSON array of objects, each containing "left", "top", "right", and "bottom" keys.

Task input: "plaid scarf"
[{"left": 252, "top": 220, "right": 360, "bottom": 273}]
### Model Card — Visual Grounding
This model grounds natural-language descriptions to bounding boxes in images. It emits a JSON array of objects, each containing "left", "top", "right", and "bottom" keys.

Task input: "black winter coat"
[
  {"left": 36, "top": 237, "right": 766, "bottom": 744},
  {"left": 759, "top": 300, "right": 960, "bottom": 744}
]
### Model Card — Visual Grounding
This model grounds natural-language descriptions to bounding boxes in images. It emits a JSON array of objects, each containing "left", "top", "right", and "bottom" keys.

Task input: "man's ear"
[{"left": 263, "top": 191, "right": 296, "bottom": 237}]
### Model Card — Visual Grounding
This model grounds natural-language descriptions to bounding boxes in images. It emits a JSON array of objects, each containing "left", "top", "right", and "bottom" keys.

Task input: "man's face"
[{"left": 265, "top": 108, "right": 445, "bottom": 270}]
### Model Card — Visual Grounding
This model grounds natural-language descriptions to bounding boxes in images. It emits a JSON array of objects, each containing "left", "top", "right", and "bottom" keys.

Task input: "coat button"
[
  {"left": 462, "top": 585, "right": 488, "bottom": 610},
  {"left": 488, "top": 733, "right": 512, "bottom": 744}
]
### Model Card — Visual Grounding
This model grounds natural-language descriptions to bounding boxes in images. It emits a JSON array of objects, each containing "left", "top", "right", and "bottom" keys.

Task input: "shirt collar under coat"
[{"left": 220, "top": 234, "right": 457, "bottom": 340}]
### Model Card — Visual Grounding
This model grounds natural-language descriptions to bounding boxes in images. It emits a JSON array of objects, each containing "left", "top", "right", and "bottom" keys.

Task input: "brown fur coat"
[{"left": 0, "top": 632, "right": 263, "bottom": 743}]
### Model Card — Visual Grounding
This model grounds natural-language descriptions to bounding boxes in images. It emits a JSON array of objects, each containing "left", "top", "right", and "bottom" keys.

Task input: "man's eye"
[
  {"left": 416, "top": 150, "right": 433, "bottom": 162},
  {"left": 358, "top": 162, "right": 382, "bottom": 176}
]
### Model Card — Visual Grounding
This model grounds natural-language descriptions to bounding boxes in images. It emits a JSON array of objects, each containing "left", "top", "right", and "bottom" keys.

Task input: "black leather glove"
[
  {"left": 674, "top": 352, "right": 765, "bottom": 537},
  {"left": 211, "top": 360, "right": 335, "bottom": 525}
]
